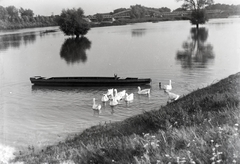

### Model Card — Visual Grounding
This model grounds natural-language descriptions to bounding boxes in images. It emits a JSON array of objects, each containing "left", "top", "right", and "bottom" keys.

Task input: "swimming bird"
[
  {"left": 114, "top": 89, "right": 126, "bottom": 101},
  {"left": 165, "top": 90, "right": 179, "bottom": 103},
  {"left": 106, "top": 88, "right": 114, "bottom": 97},
  {"left": 109, "top": 97, "right": 118, "bottom": 106},
  {"left": 101, "top": 94, "right": 109, "bottom": 102},
  {"left": 92, "top": 98, "right": 101, "bottom": 113},
  {"left": 163, "top": 80, "right": 172, "bottom": 91},
  {"left": 124, "top": 93, "right": 134, "bottom": 102},
  {"left": 137, "top": 86, "right": 150, "bottom": 95}
]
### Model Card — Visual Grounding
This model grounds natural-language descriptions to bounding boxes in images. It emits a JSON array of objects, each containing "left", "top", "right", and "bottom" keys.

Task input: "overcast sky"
[{"left": 0, "top": 0, "right": 239, "bottom": 16}]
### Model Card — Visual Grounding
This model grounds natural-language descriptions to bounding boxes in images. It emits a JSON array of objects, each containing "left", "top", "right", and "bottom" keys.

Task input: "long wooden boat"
[{"left": 30, "top": 76, "right": 152, "bottom": 86}]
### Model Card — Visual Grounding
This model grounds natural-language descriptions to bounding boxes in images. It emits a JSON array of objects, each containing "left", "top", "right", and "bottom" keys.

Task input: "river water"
[{"left": 0, "top": 18, "right": 240, "bottom": 154}]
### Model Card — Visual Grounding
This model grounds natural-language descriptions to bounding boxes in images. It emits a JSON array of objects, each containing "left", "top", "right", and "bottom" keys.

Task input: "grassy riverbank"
[{"left": 13, "top": 72, "right": 240, "bottom": 164}]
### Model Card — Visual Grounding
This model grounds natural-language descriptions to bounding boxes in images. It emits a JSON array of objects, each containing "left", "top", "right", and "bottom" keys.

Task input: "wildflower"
[
  {"left": 144, "top": 143, "right": 148, "bottom": 148},
  {"left": 217, "top": 152, "right": 223, "bottom": 155},
  {"left": 177, "top": 157, "right": 180, "bottom": 163},
  {"left": 215, "top": 144, "right": 220, "bottom": 148},
  {"left": 180, "top": 157, "right": 186, "bottom": 163},
  {"left": 210, "top": 156, "right": 215, "bottom": 161},
  {"left": 233, "top": 153, "right": 237, "bottom": 158},
  {"left": 165, "top": 154, "right": 170, "bottom": 157},
  {"left": 144, "top": 133, "right": 150, "bottom": 138},
  {"left": 233, "top": 159, "right": 237, "bottom": 163},
  {"left": 211, "top": 140, "right": 214, "bottom": 143},
  {"left": 235, "top": 123, "right": 239, "bottom": 126},
  {"left": 216, "top": 159, "right": 222, "bottom": 163}
]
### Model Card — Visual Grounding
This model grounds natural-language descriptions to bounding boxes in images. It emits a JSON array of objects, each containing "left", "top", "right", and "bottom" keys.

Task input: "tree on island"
[
  {"left": 58, "top": 8, "right": 90, "bottom": 38},
  {"left": 177, "top": 0, "right": 214, "bottom": 28}
]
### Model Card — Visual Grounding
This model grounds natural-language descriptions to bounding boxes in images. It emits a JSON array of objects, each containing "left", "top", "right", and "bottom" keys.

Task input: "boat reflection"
[
  {"left": 176, "top": 27, "right": 215, "bottom": 68},
  {"left": 31, "top": 85, "right": 142, "bottom": 93},
  {"left": 60, "top": 37, "right": 91, "bottom": 64}
]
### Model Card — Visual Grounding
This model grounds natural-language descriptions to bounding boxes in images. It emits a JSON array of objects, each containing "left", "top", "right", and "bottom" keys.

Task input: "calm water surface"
[{"left": 0, "top": 18, "right": 240, "bottom": 153}]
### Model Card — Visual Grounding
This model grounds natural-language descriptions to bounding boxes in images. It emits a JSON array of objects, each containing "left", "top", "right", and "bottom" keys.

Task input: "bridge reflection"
[{"left": 131, "top": 29, "right": 146, "bottom": 37}]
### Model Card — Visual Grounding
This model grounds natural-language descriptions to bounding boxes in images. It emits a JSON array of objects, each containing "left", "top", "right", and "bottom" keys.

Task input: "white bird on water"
[
  {"left": 124, "top": 93, "right": 134, "bottom": 102},
  {"left": 163, "top": 80, "right": 172, "bottom": 91},
  {"left": 106, "top": 88, "right": 114, "bottom": 97},
  {"left": 137, "top": 86, "right": 150, "bottom": 95},
  {"left": 101, "top": 94, "right": 109, "bottom": 102},
  {"left": 92, "top": 98, "right": 101, "bottom": 113},
  {"left": 114, "top": 89, "right": 126, "bottom": 101},
  {"left": 165, "top": 90, "right": 180, "bottom": 103},
  {"left": 109, "top": 97, "right": 118, "bottom": 106}
]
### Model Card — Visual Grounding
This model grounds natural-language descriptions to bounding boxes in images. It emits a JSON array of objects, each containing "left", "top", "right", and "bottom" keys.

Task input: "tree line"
[
  {"left": 1, "top": 2, "right": 239, "bottom": 34},
  {"left": 0, "top": 5, "right": 58, "bottom": 30},
  {"left": 205, "top": 3, "right": 240, "bottom": 14}
]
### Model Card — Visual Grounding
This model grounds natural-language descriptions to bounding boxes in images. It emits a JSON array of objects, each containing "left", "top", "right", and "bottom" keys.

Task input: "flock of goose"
[{"left": 92, "top": 80, "right": 180, "bottom": 113}]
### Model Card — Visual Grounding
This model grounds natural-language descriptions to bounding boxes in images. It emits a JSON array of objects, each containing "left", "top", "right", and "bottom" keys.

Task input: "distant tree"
[
  {"left": 113, "top": 8, "right": 127, "bottom": 14},
  {"left": 206, "top": 3, "right": 240, "bottom": 15},
  {"left": 177, "top": 0, "right": 214, "bottom": 28},
  {"left": 95, "top": 13, "right": 103, "bottom": 22},
  {"left": 58, "top": 8, "right": 90, "bottom": 38},
  {"left": 0, "top": 6, "right": 8, "bottom": 20},
  {"left": 159, "top": 7, "right": 171, "bottom": 12},
  {"left": 173, "top": 7, "right": 187, "bottom": 12},
  {"left": 190, "top": 9, "right": 208, "bottom": 28},
  {"left": 19, "top": 7, "right": 34, "bottom": 17},
  {"left": 6, "top": 6, "right": 19, "bottom": 21},
  {"left": 130, "top": 5, "right": 147, "bottom": 19}
]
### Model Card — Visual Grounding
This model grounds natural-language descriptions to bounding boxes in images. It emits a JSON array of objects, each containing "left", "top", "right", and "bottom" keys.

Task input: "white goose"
[
  {"left": 101, "top": 94, "right": 109, "bottom": 102},
  {"left": 109, "top": 97, "right": 118, "bottom": 106},
  {"left": 165, "top": 90, "right": 180, "bottom": 103},
  {"left": 137, "top": 86, "right": 150, "bottom": 95},
  {"left": 124, "top": 93, "right": 134, "bottom": 102},
  {"left": 163, "top": 80, "right": 172, "bottom": 91},
  {"left": 114, "top": 89, "right": 126, "bottom": 101},
  {"left": 92, "top": 98, "right": 101, "bottom": 113},
  {"left": 106, "top": 88, "right": 114, "bottom": 97}
]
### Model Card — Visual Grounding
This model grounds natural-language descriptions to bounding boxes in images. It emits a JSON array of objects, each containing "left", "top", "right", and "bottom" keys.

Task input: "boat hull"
[{"left": 30, "top": 76, "right": 151, "bottom": 87}]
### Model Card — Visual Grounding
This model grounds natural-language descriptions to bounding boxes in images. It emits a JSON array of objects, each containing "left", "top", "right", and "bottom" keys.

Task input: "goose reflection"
[
  {"left": 0, "top": 32, "right": 36, "bottom": 51},
  {"left": 176, "top": 27, "right": 215, "bottom": 68},
  {"left": 60, "top": 37, "right": 91, "bottom": 64}
]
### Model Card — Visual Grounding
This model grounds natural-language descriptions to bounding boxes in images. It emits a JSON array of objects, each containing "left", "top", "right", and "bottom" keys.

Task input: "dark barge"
[{"left": 30, "top": 76, "right": 152, "bottom": 86}]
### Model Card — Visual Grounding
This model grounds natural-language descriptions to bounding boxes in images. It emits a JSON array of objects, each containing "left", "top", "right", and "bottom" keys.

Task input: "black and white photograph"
[{"left": 0, "top": 0, "right": 240, "bottom": 163}]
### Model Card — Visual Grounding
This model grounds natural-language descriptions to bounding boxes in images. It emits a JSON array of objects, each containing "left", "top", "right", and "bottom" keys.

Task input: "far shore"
[{"left": 0, "top": 14, "right": 232, "bottom": 31}]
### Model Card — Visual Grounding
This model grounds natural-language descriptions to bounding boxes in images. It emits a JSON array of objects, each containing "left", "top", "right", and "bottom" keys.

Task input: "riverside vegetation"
[{"left": 12, "top": 72, "right": 240, "bottom": 163}]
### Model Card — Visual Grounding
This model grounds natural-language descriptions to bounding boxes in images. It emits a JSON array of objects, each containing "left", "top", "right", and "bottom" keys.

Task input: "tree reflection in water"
[
  {"left": 0, "top": 32, "right": 36, "bottom": 51},
  {"left": 176, "top": 27, "right": 215, "bottom": 68},
  {"left": 60, "top": 37, "right": 91, "bottom": 64}
]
